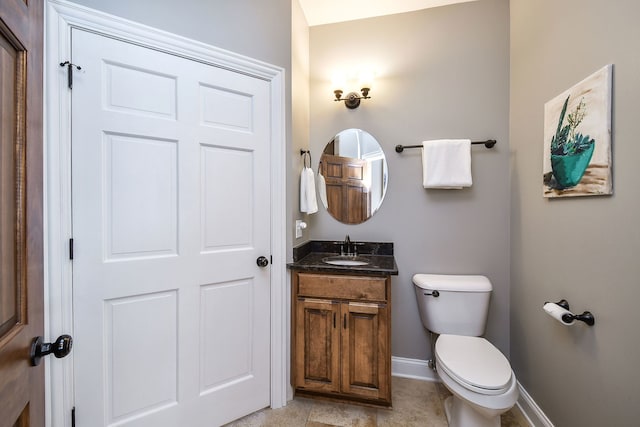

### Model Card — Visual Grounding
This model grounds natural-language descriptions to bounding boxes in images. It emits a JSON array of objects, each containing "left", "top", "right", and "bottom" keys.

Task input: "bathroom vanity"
[{"left": 287, "top": 240, "right": 397, "bottom": 407}]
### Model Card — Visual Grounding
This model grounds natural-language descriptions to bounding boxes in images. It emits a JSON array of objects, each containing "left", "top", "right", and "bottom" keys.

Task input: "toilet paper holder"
[{"left": 546, "top": 299, "right": 595, "bottom": 326}]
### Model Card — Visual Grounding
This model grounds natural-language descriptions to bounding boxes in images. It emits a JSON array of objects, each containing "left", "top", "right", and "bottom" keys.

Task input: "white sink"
[{"left": 322, "top": 256, "right": 370, "bottom": 266}]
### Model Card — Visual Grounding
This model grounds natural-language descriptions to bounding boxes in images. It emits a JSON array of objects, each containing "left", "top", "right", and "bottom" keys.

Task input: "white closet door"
[{"left": 71, "top": 28, "right": 271, "bottom": 427}]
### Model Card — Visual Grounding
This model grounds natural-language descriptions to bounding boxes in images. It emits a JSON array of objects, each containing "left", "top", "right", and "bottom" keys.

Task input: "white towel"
[
  {"left": 422, "top": 139, "right": 472, "bottom": 189},
  {"left": 300, "top": 167, "right": 318, "bottom": 214},
  {"left": 317, "top": 170, "right": 328, "bottom": 209}
]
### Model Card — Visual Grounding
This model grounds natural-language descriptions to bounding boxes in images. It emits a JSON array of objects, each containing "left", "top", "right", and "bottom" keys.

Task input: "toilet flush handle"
[{"left": 423, "top": 290, "right": 439, "bottom": 297}]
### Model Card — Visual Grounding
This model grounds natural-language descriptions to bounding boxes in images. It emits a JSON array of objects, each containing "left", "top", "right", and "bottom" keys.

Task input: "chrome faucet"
[{"left": 344, "top": 235, "right": 352, "bottom": 256}]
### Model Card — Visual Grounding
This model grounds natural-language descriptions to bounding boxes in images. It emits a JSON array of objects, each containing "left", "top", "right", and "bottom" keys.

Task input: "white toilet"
[{"left": 413, "top": 274, "right": 518, "bottom": 427}]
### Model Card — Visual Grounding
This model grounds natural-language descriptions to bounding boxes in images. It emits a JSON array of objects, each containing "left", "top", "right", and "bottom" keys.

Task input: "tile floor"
[{"left": 224, "top": 376, "right": 530, "bottom": 427}]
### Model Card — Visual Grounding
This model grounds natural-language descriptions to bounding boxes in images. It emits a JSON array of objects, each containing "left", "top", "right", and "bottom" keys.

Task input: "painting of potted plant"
[
  {"left": 549, "top": 96, "right": 595, "bottom": 188},
  {"left": 543, "top": 64, "right": 612, "bottom": 198}
]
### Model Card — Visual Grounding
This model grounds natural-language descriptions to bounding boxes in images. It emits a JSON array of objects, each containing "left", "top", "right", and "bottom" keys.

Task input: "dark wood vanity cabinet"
[{"left": 291, "top": 272, "right": 391, "bottom": 407}]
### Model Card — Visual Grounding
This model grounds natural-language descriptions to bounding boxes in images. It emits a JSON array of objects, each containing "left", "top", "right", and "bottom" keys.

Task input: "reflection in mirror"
[{"left": 319, "top": 129, "right": 388, "bottom": 224}]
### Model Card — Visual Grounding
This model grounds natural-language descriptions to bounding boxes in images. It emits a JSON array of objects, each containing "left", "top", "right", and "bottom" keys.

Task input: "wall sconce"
[{"left": 332, "top": 71, "right": 373, "bottom": 109}]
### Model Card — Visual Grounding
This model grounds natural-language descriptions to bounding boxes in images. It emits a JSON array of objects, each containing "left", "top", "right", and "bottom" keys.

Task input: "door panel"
[
  {"left": 200, "top": 280, "right": 253, "bottom": 391},
  {"left": 341, "top": 302, "right": 390, "bottom": 401},
  {"left": 200, "top": 84, "right": 254, "bottom": 131},
  {"left": 295, "top": 298, "right": 341, "bottom": 393},
  {"left": 104, "top": 61, "right": 177, "bottom": 119},
  {"left": 105, "top": 291, "right": 178, "bottom": 423},
  {"left": 0, "top": 18, "right": 21, "bottom": 340},
  {"left": 201, "top": 146, "right": 252, "bottom": 250},
  {"left": 72, "top": 29, "right": 271, "bottom": 427},
  {"left": 105, "top": 134, "right": 178, "bottom": 259},
  {"left": 0, "top": 1, "right": 44, "bottom": 426},
  {"left": 320, "top": 154, "right": 370, "bottom": 224}
]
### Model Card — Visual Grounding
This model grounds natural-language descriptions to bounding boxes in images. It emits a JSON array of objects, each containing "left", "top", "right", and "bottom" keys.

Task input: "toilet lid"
[{"left": 435, "top": 335, "right": 512, "bottom": 393}]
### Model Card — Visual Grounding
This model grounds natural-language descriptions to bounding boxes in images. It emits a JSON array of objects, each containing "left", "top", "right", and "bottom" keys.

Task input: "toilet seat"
[{"left": 435, "top": 334, "right": 512, "bottom": 396}]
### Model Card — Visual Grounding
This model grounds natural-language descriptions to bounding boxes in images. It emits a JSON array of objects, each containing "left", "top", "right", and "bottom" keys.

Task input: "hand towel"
[
  {"left": 422, "top": 139, "right": 472, "bottom": 189},
  {"left": 317, "top": 169, "right": 328, "bottom": 209},
  {"left": 300, "top": 167, "right": 318, "bottom": 214}
]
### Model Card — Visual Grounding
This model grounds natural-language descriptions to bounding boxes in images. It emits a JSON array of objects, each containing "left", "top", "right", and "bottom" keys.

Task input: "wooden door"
[
  {"left": 321, "top": 154, "right": 371, "bottom": 224},
  {"left": 71, "top": 29, "right": 272, "bottom": 426},
  {"left": 294, "top": 298, "right": 340, "bottom": 393},
  {"left": 0, "top": 1, "right": 44, "bottom": 426},
  {"left": 341, "top": 302, "right": 390, "bottom": 402}
]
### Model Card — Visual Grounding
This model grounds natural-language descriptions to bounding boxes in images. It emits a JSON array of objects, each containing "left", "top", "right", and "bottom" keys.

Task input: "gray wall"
[
  {"left": 291, "top": 0, "right": 310, "bottom": 250},
  {"left": 289, "top": 0, "right": 309, "bottom": 400},
  {"left": 308, "top": 0, "right": 511, "bottom": 360},
  {"left": 65, "top": 0, "right": 291, "bottom": 69},
  {"left": 510, "top": 1, "right": 640, "bottom": 425}
]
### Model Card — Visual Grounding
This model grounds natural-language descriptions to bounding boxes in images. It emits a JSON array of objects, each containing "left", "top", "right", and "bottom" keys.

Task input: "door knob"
[
  {"left": 30, "top": 334, "right": 73, "bottom": 366},
  {"left": 256, "top": 256, "right": 269, "bottom": 267}
]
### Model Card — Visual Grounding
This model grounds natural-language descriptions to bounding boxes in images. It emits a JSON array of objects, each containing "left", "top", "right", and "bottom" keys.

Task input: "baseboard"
[
  {"left": 516, "top": 381, "right": 555, "bottom": 427},
  {"left": 391, "top": 356, "right": 439, "bottom": 382},
  {"left": 391, "top": 356, "right": 554, "bottom": 427}
]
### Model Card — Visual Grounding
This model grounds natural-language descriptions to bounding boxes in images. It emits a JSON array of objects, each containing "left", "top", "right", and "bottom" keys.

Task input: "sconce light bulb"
[
  {"left": 331, "top": 71, "right": 346, "bottom": 92},
  {"left": 358, "top": 70, "right": 374, "bottom": 92}
]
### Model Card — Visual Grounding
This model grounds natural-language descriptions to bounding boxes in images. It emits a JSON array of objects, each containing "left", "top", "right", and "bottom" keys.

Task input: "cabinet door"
[
  {"left": 295, "top": 298, "right": 341, "bottom": 393},
  {"left": 341, "top": 302, "right": 390, "bottom": 402}
]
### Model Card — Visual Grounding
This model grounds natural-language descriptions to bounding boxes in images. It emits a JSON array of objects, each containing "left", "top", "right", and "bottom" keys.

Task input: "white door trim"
[{"left": 44, "top": 1, "right": 287, "bottom": 425}]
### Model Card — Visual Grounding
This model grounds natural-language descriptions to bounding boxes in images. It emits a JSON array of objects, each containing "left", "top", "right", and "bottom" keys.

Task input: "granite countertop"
[{"left": 287, "top": 240, "right": 398, "bottom": 276}]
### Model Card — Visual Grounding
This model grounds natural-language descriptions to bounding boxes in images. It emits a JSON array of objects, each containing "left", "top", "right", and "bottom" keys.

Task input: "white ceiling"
[{"left": 298, "top": 0, "right": 478, "bottom": 26}]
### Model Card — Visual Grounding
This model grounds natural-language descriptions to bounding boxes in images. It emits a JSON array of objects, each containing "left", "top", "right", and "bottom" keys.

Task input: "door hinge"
[
  {"left": 71, "top": 406, "right": 76, "bottom": 427},
  {"left": 69, "top": 238, "right": 74, "bottom": 260},
  {"left": 59, "top": 61, "right": 82, "bottom": 89}
]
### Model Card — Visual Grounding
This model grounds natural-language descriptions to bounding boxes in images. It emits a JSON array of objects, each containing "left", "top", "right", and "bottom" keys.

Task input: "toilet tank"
[{"left": 413, "top": 274, "right": 492, "bottom": 336}]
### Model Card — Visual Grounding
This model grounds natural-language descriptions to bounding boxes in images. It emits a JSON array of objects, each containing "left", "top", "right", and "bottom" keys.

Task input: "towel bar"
[{"left": 395, "top": 139, "right": 496, "bottom": 153}]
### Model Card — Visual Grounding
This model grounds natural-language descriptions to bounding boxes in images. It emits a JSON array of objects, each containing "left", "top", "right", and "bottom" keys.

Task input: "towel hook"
[{"left": 300, "top": 149, "right": 312, "bottom": 168}]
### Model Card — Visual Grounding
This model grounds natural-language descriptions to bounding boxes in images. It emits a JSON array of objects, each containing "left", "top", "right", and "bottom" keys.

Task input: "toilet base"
[{"left": 444, "top": 395, "right": 500, "bottom": 427}]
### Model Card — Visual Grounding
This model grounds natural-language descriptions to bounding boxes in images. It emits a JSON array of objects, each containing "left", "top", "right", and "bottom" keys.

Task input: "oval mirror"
[{"left": 318, "top": 129, "right": 388, "bottom": 224}]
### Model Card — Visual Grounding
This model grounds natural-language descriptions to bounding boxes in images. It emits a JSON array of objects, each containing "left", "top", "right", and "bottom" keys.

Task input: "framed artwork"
[{"left": 543, "top": 64, "right": 612, "bottom": 197}]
